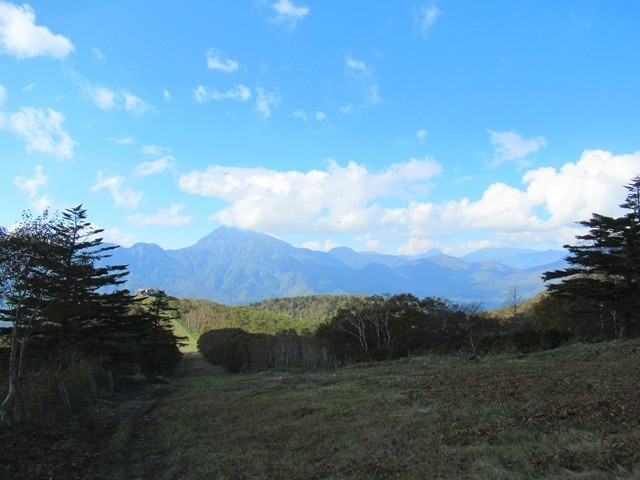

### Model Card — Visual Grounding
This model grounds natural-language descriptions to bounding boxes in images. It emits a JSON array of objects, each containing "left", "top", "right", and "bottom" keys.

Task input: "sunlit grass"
[{"left": 171, "top": 319, "right": 198, "bottom": 353}]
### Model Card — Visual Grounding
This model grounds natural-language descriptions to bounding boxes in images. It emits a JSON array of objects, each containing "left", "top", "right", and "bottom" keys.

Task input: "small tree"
[
  {"left": 503, "top": 285, "right": 523, "bottom": 323},
  {"left": 0, "top": 211, "right": 57, "bottom": 423},
  {"left": 460, "top": 301, "right": 483, "bottom": 352}
]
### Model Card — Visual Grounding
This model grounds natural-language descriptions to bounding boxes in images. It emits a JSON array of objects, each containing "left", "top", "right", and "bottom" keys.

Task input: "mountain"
[
  {"left": 461, "top": 247, "right": 566, "bottom": 269},
  {"left": 107, "top": 227, "right": 568, "bottom": 308}
]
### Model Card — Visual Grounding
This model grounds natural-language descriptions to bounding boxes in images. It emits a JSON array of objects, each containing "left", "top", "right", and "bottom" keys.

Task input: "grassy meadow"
[
  {"left": 131, "top": 339, "right": 640, "bottom": 479},
  {"left": 2, "top": 325, "right": 639, "bottom": 479}
]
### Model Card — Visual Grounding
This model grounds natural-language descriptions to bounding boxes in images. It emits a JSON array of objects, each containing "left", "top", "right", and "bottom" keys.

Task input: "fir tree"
[{"left": 543, "top": 176, "right": 640, "bottom": 337}]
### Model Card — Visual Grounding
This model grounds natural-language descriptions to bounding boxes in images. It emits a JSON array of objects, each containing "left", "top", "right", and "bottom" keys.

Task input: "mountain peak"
[{"left": 108, "top": 227, "right": 565, "bottom": 307}]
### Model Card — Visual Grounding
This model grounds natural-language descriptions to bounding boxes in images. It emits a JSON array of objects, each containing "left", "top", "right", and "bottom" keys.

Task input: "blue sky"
[{"left": 2, "top": 0, "right": 640, "bottom": 255}]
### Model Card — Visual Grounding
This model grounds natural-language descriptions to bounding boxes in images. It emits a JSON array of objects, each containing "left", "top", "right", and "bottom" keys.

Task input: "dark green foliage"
[
  {"left": 135, "top": 291, "right": 184, "bottom": 374},
  {"left": 23, "top": 205, "right": 131, "bottom": 366},
  {"left": 477, "top": 328, "right": 572, "bottom": 354},
  {"left": 1, "top": 205, "right": 183, "bottom": 422},
  {"left": 197, "top": 328, "right": 257, "bottom": 373},
  {"left": 543, "top": 176, "right": 640, "bottom": 338},
  {"left": 197, "top": 327, "right": 330, "bottom": 373}
]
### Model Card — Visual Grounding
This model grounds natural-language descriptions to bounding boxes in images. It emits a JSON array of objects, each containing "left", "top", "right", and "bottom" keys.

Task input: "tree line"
[
  {"left": 198, "top": 295, "right": 505, "bottom": 373},
  {"left": 0, "top": 205, "right": 182, "bottom": 424},
  {"left": 199, "top": 176, "right": 640, "bottom": 373}
]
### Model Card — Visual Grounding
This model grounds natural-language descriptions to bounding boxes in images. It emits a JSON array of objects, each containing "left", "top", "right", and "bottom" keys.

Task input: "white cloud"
[
  {"left": 141, "top": 144, "right": 170, "bottom": 155},
  {"left": 134, "top": 155, "right": 175, "bottom": 176},
  {"left": 293, "top": 109, "right": 308, "bottom": 120},
  {"left": 174, "top": 145, "right": 640, "bottom": 256},
  {"left": 22, "top": 82, "right": 35, "bottom": 92},
  {"left": 346, "top": 55, "right": 369, "bottom": 77},
  {"left": 416, "top": 129, "right": 428, "bottom": 141},
  {"left": 14, "top": 163, "right": 50, "bottom": 212},
  {"left": 178, "top": 157, "right": 442, "bottom": 233},
  {"left": 412, "top": 2, "right": 442, "bottom": 38},
  {"left": 0, "top": 83, "right": 6, "bottom": 105},
  {"left": 206, "top": 48, "right": 238, "bottom": 73},
  {"left": 0, "top": 107, "right": 75, "bottom": 158},
  {"left": 113, "top": 135, "right": 134, "bottom": 145},
  {"left": 163, "top": 88, "right": 171, "bottom": 100},
  {"left": 127, "top": 204, "right": 193, "bottom": 227},
  {"left": 91, "top": 171, "right": 142, "bottom": 209},
  {"left": 396, "top": 237, "right": 440, "bottom": 256},
  {"left": 14, "top": 163, "right": 47, "bottom": 197},
  {"left": 0, "top": 2, "right": 74, "bottom": 58},
  {"left": 366, "top": 85, "right": 382, "bottom": 107},
  {"left": 339, "top": 103, "right": 353, "bottom": 115},
  {"left": 301, "top": 238, "right": 339, "bottom": 252},
  {"left": 194, "top": 84, "right": 252, "bottom": 103},
  {"left": 387, "top": 149, "right": 640, "bottom": 254},
  {"left": 122, "top": 91, "right": 152, "bottom": 116},
  {"left": 255, "top": 87, "right": 280, "bottom": 118},
  {"left": 489, "top": 130, "right": 547, "bottom": 166},
  {"left": 91, "top": 47, "right": 105, "bottom": 64},
  {"left": 87, "top": 85, "right": 116, "bottom": 110},
  {"left": 293, "top": 110, "right": 327, "bottom": 122},
  {"left": 345, "top": 55, "right": 381, "bottom": 110},
  {"left": 82, "top": 83, "right": 151, "bottom": 115},
  {"left": 270, "top": 0, "right": 309, "bottom": 26},
  {"left": 100, "top": 227, "right": 136, "bottom": 247}
]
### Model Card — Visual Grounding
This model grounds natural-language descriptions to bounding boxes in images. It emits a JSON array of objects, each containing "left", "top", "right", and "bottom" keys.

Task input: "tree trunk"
[
  {"left": 619, "top": 312, "right": 631, "bottom": 338},
  {"left": 0, "top": 326, "right": 19, "bottom": 424}
]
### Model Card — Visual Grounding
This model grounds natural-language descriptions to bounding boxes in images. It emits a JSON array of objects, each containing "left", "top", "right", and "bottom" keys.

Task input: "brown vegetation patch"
[{"left": 520, "top": 392, "right": 640, "bottom": 430}]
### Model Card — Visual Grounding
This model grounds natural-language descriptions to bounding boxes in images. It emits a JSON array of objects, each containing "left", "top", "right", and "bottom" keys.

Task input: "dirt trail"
[
  {"left": 175, "top": 350, "right": 222, "bottom": 377},
  {"left": 172, "top": 320, "right": 222, "bottom": 377},
  {"left": 122, "top": 323, "right": 220, "bottom": 479}
]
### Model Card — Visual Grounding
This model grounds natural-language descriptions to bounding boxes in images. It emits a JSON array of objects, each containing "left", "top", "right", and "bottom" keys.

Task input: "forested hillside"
[
  {"left": 249, "top": 294, "right": 360, "bottom": 320},
  {"left": 173, "top": 297, "right": 319, "bottom": 336}
]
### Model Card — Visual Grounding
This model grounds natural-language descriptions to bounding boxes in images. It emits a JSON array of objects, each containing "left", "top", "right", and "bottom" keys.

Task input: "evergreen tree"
[
  {"left": 139, "top": 290, "right": 183, "bottom": 372},
  {"left": 32, "top": 205, "right": 131, "bottom": 363},
  {"left": 543, "top": 176, "right": 640, "bottom": 337}
]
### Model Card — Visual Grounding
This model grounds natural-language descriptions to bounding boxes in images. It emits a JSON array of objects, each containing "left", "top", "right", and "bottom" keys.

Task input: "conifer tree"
[
  {"left": 33, "top": 205, "right": 130, "bottom": 363},
  {"left": 139, "top": 290, "right": 183, "bottom": 372},
  {"left": 543, "top": 176, "right": 640, "bottom": 337}
]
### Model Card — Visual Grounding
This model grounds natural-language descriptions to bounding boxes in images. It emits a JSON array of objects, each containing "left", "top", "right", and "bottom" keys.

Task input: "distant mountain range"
[{"left": 107, "top": 227, "right": 568, "bottom": 308}]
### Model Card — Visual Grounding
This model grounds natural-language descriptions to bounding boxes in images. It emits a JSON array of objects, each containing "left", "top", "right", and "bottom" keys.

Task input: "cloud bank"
[
  {"left": 178, "top": 150, "right": 640, "bottom": 254},
  {"left": 179, "top": 157, "right": 442, "bottom": 233}
]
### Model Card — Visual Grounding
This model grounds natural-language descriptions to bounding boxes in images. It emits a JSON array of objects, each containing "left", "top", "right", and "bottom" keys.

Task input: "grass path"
[
  {"left": 119, "top": 321, "right": 222, "bottom": 479},
  {"left": 120, "top": 338, "right": 640, "bottom": 479},
  {"left": 171, "top": 320, "right": 222, "bottom": 378}
]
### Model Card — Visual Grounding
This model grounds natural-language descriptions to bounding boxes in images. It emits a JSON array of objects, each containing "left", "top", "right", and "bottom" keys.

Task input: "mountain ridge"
[{"left": 107, "top": 226, "right": 567, "bottom": 308}]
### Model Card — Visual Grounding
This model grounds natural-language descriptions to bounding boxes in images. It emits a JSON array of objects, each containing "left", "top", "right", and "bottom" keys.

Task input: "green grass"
[
  {"left": 2, "top": 338, "right": 639, "bottom": 479},
  {"left": 134, "top": 339, "right": 640, "bottom": 479},
  {"left": 171, "top": 319, "right": 198, "bottom": 353}
]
